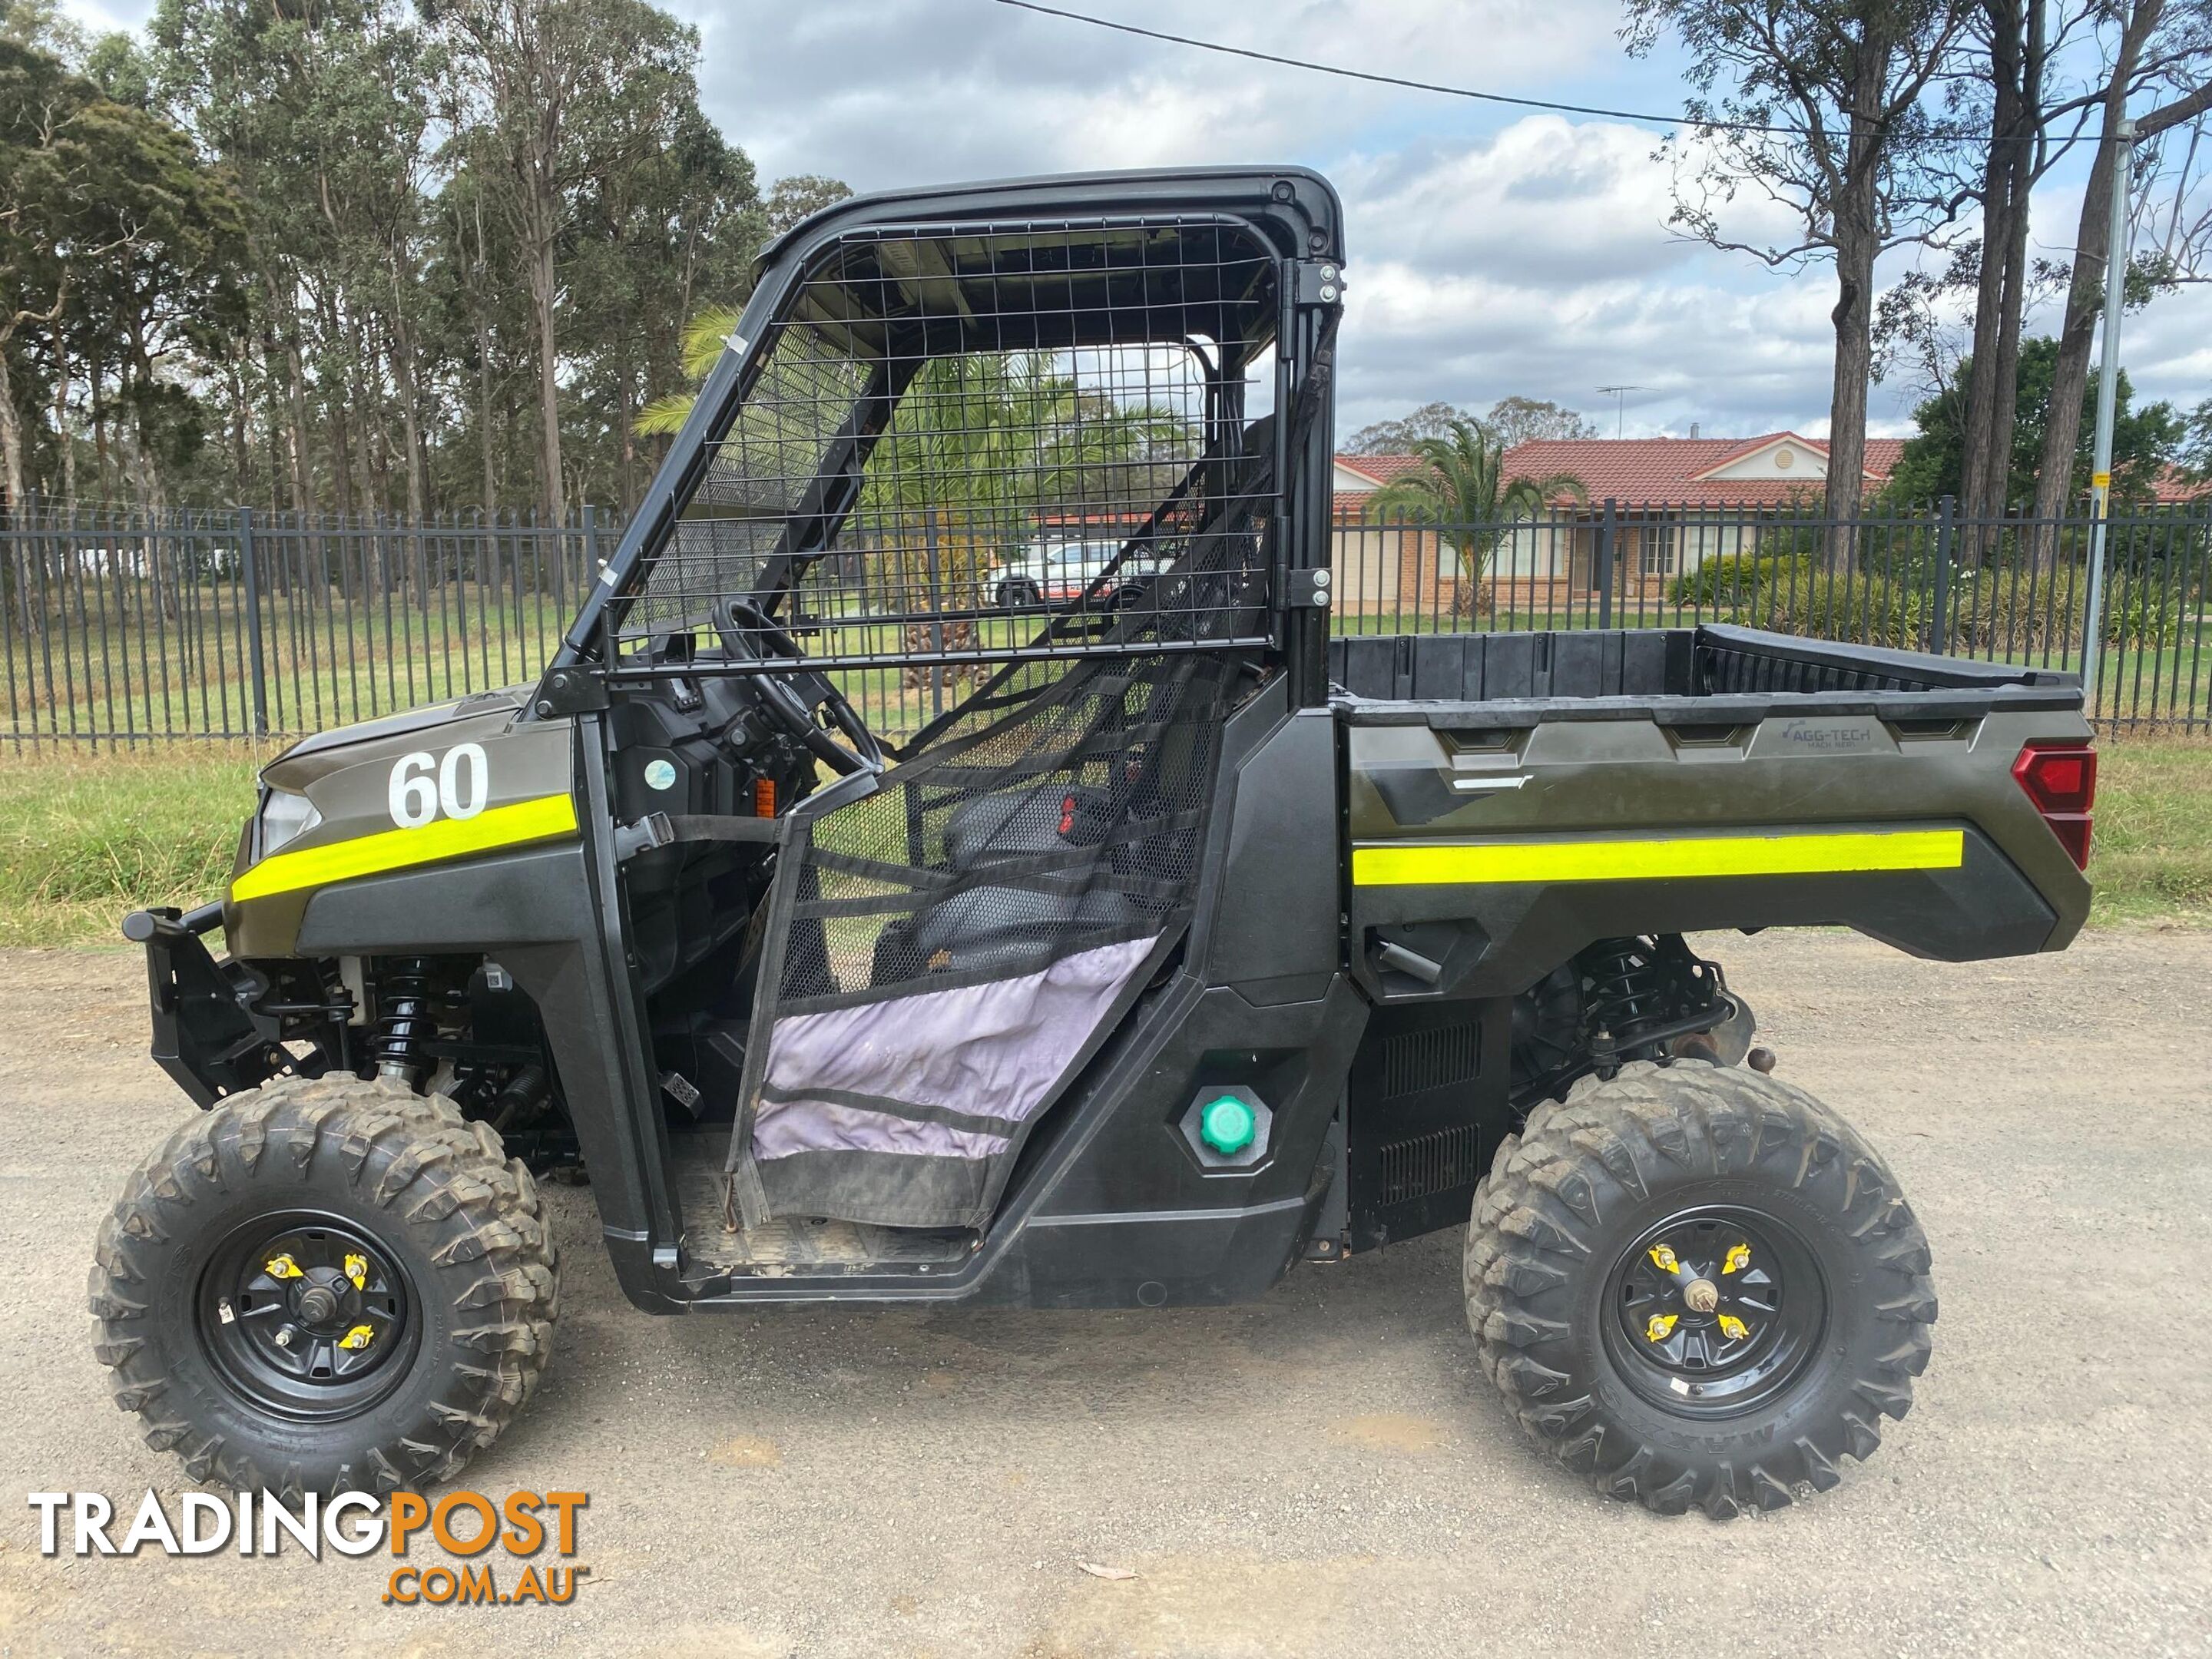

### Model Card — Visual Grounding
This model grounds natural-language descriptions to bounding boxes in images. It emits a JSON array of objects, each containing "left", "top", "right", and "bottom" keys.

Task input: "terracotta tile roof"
[
  {"left": 1502, "top": 432, "right": 1903, "bottom": 507},
  {"left": 1335, "top": 434, "right": 1906, "bottom": 510},
  {"left": 2152, "top": 465, "right": 2211, "bottom": 503},
  {"left": 1334, "top": 454, "right": 1430, "bottom": 486}
]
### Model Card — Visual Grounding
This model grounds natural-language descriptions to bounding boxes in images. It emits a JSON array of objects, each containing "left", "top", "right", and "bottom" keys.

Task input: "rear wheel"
[
  {"left": 89, "top": 1075, "right": 558, "bottom": 1495},
  {"left": 1465, "top": 1061, "right": 1936, "bottom": 1518}
]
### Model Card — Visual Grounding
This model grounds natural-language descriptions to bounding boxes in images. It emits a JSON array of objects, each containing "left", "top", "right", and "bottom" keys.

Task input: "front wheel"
[
  {"left": 89, "top": 1075, "right": 558, "bottom": 1495},
  {"left": 1465, "top": 1061, "right": 1936, "bottom": 1518}
]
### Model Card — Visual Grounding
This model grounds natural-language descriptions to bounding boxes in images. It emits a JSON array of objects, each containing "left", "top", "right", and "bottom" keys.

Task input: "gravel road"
[{"left": 2, "top": 928, "right": 2207, "bottom": 1658}]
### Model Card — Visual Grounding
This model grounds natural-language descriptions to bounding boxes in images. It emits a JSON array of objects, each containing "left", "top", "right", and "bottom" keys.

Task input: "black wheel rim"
[
  {"left": 196, "top": 1210, "right": 420, "bottom": 1421},
  {"left": 1601, "top": 1207, "right": 1826, "bottom": 1418}
]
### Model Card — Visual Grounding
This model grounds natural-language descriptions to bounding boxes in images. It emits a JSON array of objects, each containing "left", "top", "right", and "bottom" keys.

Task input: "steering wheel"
[{"left": 716, "top": 599, "right": 884, "bottom": 777}]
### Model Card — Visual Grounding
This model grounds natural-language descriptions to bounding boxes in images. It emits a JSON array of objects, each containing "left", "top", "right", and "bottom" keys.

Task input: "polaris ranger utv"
[{"left": 92, "top": 167, "right": 2097, "bottom": 1518}]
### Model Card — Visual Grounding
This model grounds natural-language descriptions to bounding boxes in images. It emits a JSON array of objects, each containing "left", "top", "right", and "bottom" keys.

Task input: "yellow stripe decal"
[
  {"left": 230, "top": 793, "right": 581, "bottom": 902},
  {"left": 1351, "top": 829, "right": 1965, "bottom": 887}
]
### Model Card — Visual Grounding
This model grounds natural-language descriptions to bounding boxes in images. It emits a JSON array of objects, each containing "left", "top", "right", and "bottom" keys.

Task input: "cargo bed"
[
  {"left": 1330, "top": 626, "right": 2094, "bottom": 1002},
  {"left": 1328, "top": 622, "right": 2082, "bottom": 714}
]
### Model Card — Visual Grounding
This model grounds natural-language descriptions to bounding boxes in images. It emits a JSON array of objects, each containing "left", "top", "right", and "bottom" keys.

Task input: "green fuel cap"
[{"left": 1199, "top": 1094, "right": 1257, "bottom": 1156}]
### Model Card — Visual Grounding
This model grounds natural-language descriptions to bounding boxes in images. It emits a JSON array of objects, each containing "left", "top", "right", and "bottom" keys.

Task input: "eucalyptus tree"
[
  {"left": 1624, "top": 1, "right": 1975, "bottom": 544},
  {"left": 426, "top": 0, "right": 703, "bottom": 527}
]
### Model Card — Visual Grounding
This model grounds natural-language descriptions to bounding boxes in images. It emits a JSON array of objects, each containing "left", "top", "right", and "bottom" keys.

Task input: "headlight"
[{"left": 256, "top": 786, "right": 322, "bottom": 859}]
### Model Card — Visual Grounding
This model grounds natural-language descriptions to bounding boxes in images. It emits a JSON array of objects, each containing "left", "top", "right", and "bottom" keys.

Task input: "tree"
[
  {"left": 2031, "top": 0, "right": 2212, "bottom": 525},
  {"left": 1481, "top": 396, "right": 1600, "bottom": 447},
  {"left": 1883, "top": 334, "right": 2181, "bottom": 508},
  {"left": 429, "top": 0, "right": 703, "bottom": 527},
  {"left": 0, "top": 0, "right": 826, "bottom": 526},
  {"left": 1363, "top": 417, "right": 1588, "bottom": 591},
  {"left": 0, "top": 40, "right": 241, "bottom": 510},
  {"left": 2179, "top": 395, "right": 2212, "bottom": 478},
  {"left": 1343, "top": 400, "right": 1472, "bottom": 455},
  {"left": 631, "top": 303, "right": 739, "bottom": 437},
  {"left": 1624, "top": 1, "right": 1975, "bottom": 548},
  {"left": 763, "top": 173, "right": 851, "bottom": 238},
  {"left": 0, "top": 0, "right": 84, "bottom": 61}
]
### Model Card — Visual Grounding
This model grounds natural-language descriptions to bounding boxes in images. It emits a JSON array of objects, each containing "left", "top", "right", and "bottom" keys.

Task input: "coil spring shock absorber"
[
  {"left": 373, "top": 957, "right": 434, "bottom": 1085},
  {"left": 1583, "top": 938, "right": 1670, "bottom": 1057}
]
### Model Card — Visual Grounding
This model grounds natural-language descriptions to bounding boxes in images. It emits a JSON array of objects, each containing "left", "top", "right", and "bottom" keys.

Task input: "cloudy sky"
[{"left": 65, "top": 0, "right": 2212, "bottom": 442}]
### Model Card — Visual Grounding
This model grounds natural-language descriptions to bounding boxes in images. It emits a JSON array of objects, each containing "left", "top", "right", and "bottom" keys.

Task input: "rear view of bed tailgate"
[{"left": 1336, "top": 627, "right": 2094, "bottom": 1001}]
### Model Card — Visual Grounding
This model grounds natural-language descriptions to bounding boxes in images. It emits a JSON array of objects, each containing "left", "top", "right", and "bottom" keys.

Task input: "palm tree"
[
  {"left": 632, "top": 305, "right": 743, "bottom": 436},
  {"left": 1364, "top": 417, "right": 1586, "bottom": 608}
]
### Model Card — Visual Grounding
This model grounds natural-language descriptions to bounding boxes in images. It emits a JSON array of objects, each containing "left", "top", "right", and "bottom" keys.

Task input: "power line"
[{"left": 988, "top": 0, "right": 2081, "bottom": 146}]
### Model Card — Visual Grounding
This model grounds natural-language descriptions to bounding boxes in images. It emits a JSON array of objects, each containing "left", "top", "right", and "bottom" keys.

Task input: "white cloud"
[
  {"left": 673, "top": 0, "right": 1628, "bottom": 186},
  {"left": 72, "top": 0, "right": 2207, "bottom": 441}
]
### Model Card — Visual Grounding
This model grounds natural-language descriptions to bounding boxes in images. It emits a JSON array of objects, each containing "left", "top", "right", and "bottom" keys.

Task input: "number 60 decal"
[{"left": 388, "top": 744, "right": 489, "bottom": 829}]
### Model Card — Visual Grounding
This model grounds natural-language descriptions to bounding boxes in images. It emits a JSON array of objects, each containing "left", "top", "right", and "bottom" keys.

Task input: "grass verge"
[
  {"left": 1, "top": 734, "right": 2206, "bottom": 947},
  {"left": 0, "top": 746, "right": 268, "bottom": 946},
  {"left": 2087, "top": 734, "right": 2212, "bottom": 922}
]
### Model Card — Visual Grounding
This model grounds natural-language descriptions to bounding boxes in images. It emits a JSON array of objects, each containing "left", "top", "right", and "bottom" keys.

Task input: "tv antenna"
[{"left": 1596, "top": 386, "right": 1649, "bottom": 439}]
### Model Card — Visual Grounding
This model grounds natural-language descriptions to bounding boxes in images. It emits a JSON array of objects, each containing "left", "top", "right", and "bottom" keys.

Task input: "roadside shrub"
[
  {"left": 2102, "top": 579, "right": 2190, "bottom": 648},
  {"left": 1668, "top": 551, "right": 1809, "bottom": 610},
  {"left": 1946, "top": 567, "right": 2188, "bottom": 654},
  {"left": 1949, "top": 570, "right": 2082, "bottom": 654},
  {"left": 1756, "top": 575, "right": 1929, "bottom": 650}
]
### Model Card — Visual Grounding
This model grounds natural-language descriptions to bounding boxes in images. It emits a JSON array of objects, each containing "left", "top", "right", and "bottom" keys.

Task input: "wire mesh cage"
[
  {"left": 701, "top": 212, "right": 1300, "bottom": 1230},
  {"left": 623, "top": 216, "right": 1285, "bottom": 685}
]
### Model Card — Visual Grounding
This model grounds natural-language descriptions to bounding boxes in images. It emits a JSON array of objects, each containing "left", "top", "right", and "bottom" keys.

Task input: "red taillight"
[{"left": 2012, "top": 742, "right": 2095, "bottom": 869}]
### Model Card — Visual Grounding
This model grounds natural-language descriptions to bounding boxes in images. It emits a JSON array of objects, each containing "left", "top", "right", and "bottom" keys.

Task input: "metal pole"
[
  {"left": 1596, "top": 498, "right": 1617, "bottom": 629},
  {"left": 2081, "top": 118, "right": 2134, "bottom": 709},
  {"left": 239, "top": 507, "right": 269, "bottom": 735},
  {"left": 1931, "top": 495, "right": 1954, "bottom": 657}
]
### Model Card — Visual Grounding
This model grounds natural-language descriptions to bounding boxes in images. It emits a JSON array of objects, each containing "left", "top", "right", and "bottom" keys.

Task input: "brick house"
[{"left": 1333, "top": 433, "right": 1906, "bottom": 613}]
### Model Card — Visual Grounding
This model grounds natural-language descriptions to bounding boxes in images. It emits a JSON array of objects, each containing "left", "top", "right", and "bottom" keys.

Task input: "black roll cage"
[{"left": 532, "top": 166, "right": 1345, "bottom": 714}]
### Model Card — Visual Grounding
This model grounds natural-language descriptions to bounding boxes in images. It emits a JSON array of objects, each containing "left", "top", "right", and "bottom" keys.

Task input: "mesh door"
[
  {"left": 725, "top": 648, "right": 1240, "bottom": 1230},
  {"left": 697, "top": 214, "right": 1286, "bottom": 1231}
]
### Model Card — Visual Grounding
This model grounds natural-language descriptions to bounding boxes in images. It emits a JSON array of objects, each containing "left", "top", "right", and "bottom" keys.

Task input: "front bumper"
[{"left": 124, "top": 902, "right": 290, "bottom": 1108}]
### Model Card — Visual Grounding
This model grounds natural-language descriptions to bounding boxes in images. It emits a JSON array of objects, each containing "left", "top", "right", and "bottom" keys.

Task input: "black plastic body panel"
[
  {"left": 1343, "top": 998, "right": 1511, "bottom": 1253},
  {"left": 676, "top": 680, "right": 1375, "bottom": 1310},
  {"left": 297, "top": 843, "right": 595, "bottom": 952}
]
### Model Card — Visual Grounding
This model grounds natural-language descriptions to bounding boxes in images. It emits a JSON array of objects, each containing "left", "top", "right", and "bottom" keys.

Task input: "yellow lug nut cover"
[
  {"left": 338, "top": 1325, "right": 376, "bottom": 1351},
  {"left": 1645, "top": 1313, "right": 1679, "bottom": 1343},
  {"left": 1722, "top": 1242, "right": 1751, "bottom": 1275},
  {"left": 1717, "top": 1313, "right": 1750, "bottom": 1342},
  {"left": 344, "top": 1253, "right": 369, "bottom": 1290},
  {"left": 263, "top": 1253, "right": 301, "bottom": 1280},
  {"left": 1647, "top": 1243, "right": 1681, "bottom": 1274}
]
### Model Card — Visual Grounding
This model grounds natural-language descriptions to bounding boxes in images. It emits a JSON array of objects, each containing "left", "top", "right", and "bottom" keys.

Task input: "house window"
[{"left": 1639, "top": 523, "right": 1677, "bottom": 577}]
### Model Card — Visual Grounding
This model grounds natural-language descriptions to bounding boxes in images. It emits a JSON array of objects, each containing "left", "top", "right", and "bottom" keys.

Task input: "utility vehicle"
[
  {"left": 92, "top": 167, "right": 2096, "bottom": 1518},
  {"left": 991, "top": 539, "right": 1170, "bottom": 607}
]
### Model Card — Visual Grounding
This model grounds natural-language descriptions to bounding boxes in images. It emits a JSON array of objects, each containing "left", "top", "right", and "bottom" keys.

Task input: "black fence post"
[
  {"left": 238, "top": 506, "right": 270, "bottom": 735},
  {"left": 1596, "top": 498, "right": 1617, "bottom": 629},
  {"left": 1931, "top": 495, "right": 1954, "bottom": 657},
  {"left": 581, "top": 502, "right": 598, "bottom": 588}
]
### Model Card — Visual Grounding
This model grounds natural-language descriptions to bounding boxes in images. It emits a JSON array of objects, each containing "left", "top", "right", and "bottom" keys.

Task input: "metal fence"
[
  {"left": 1332, "top": 496, "right": 2210, "bottom": 733},
  {"left": 3, "top": 502, "right": 611, "bottom": 749},
  {"left": 5, "top": 495, "right": 2207, "bottom": 750}
]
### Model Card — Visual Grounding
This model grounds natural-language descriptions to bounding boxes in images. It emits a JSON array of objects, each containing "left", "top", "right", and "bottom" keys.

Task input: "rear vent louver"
[
  {"left": 1378, "top": 1124, "right": 1479, "bottom": 1206},
  {"left": 1381, "top": 1022, "right": 1482, "bottom": 1099}
]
